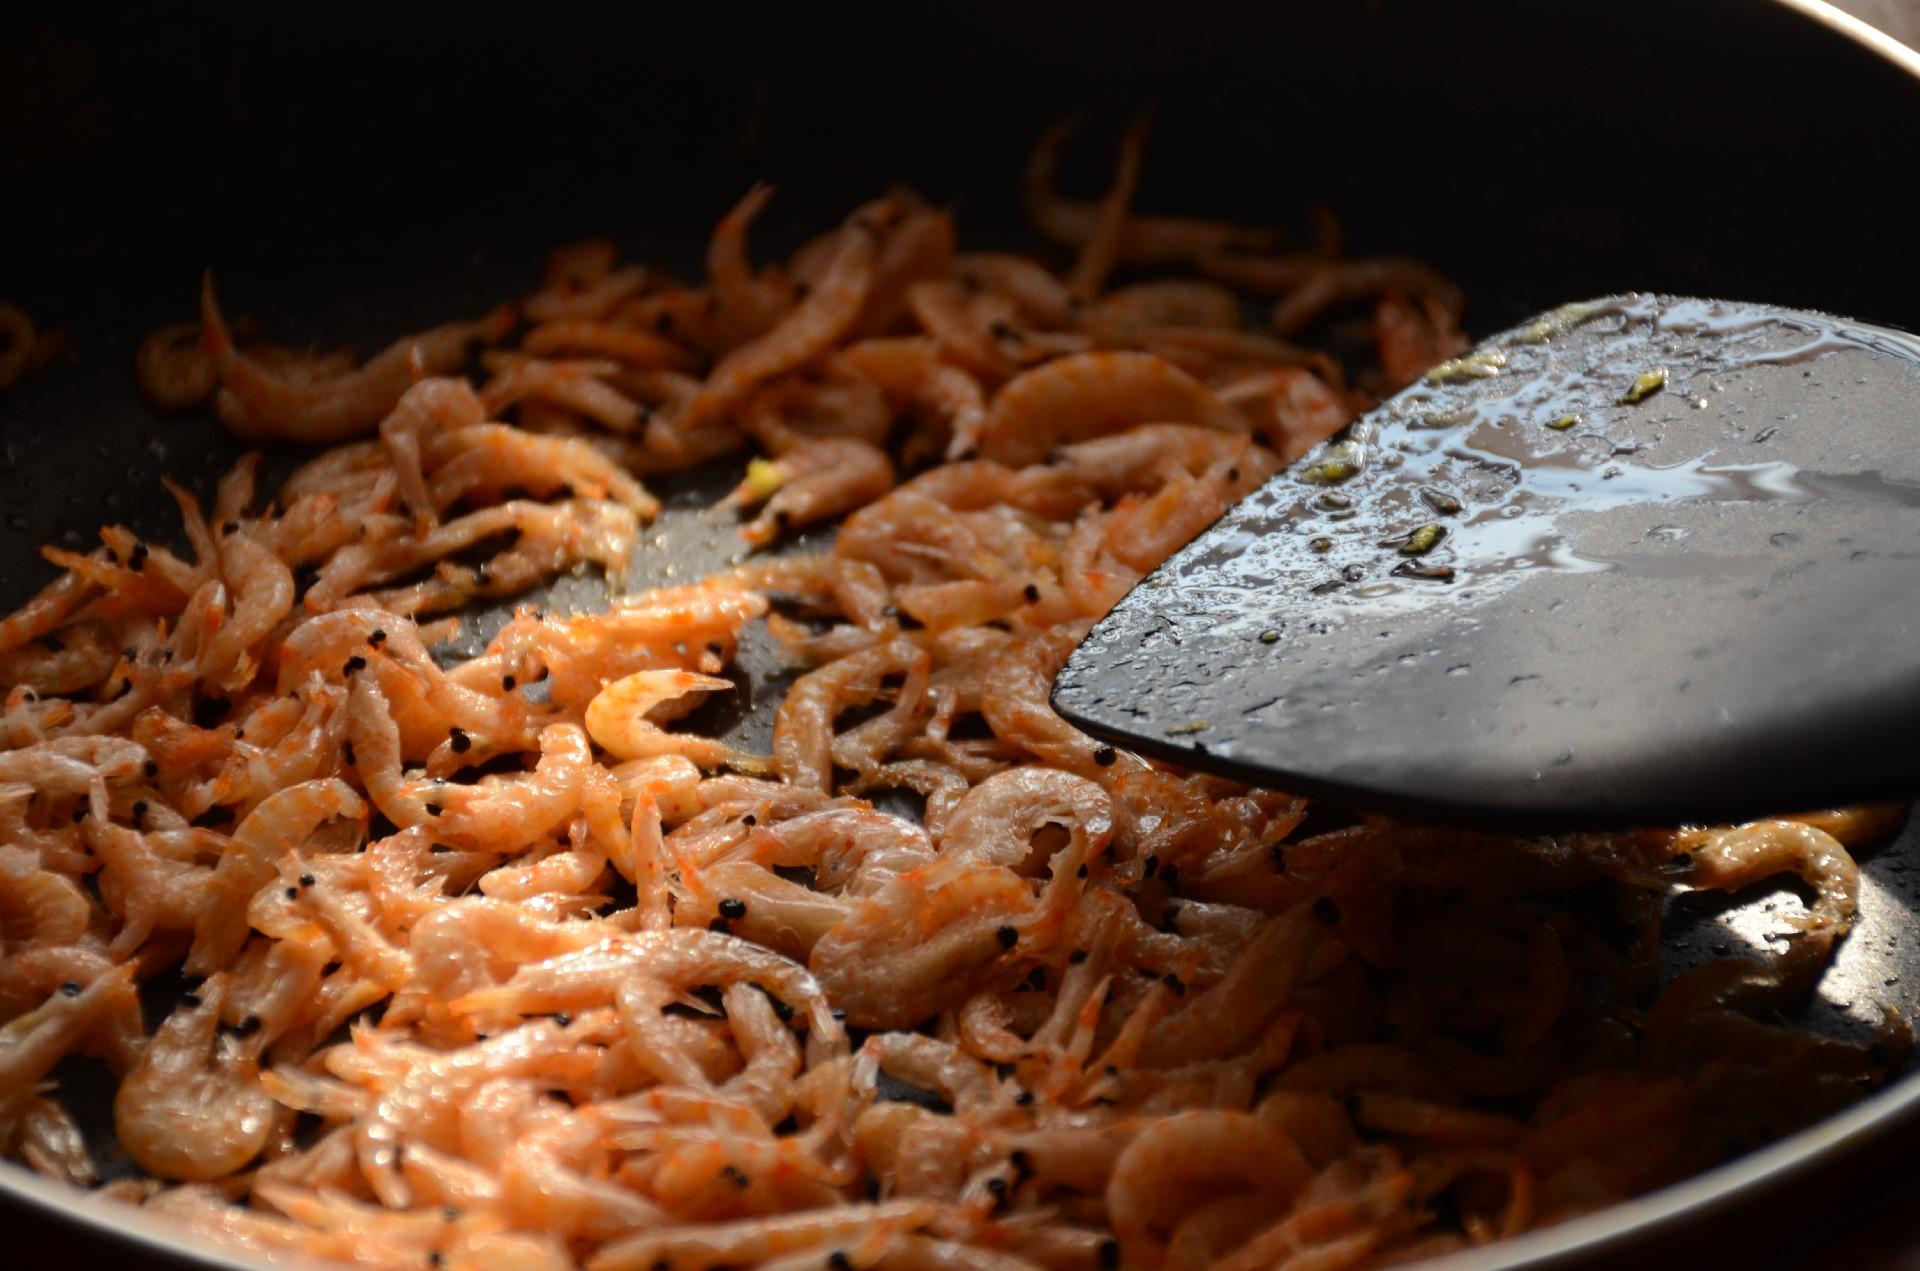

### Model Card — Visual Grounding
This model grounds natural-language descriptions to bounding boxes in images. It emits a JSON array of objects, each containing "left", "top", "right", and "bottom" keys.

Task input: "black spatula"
[{"left": 1052, "top": 295, "right": 1920, "bottom": 829}]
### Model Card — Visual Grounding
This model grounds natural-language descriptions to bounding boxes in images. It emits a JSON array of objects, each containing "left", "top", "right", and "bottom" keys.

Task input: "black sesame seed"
[
  {"left": 449, "top": 727, "right": 471, "bottom": 754},
  {"left": 59, "top": 980, "right": 82, "bottom": 997},
  {"left": 1312, "top": 895, "right": 1341, "bottom": 924},
  {"left": 718, "top": 897, "right": 748, "bottom": 920},
  {"left": 996, "top": 925, "right": 1018, "bottom": 949}
]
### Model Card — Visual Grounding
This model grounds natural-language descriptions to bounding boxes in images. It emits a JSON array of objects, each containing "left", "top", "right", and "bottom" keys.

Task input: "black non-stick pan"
[{"left": 6, "top": 1, "right": 1920, "bottom": 1266}]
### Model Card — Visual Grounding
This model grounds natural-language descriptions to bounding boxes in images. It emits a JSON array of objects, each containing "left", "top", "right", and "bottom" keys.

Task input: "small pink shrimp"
[
  {"left": 114, "top": 974, "right": 279, "bottom": 1181},
  {"left": 188, "top": 777, "right": 367, "bottom": 975},
  {"left": 736, "top": 438, "right": 896, "bottom": 548},
  {"left": 585, "top": 669, "right": 740, "bottom": 769},
  {"left": 1105, "top": 1110, "right": 1312, "bottom": 1265},
  {"left": 773, "top": 639, "right": 931, "bottom": 791},
  {"left": 977, "top": 351, "right": 1246, "bottom": 466},
  {"left": 1024, "top": 120, "right": 1280, "bottom": 266},
  {"left": 135, "top": 320, "right": 217, "bottom": 411},
  {"left": 851, "top": 205, "right": 957, "bottom": 339},
  {"left": 809, "top": 858, "right": 1040, "bottom": 1029},
  {"left": 938, "top": 767, "right": 1114, "bottom": 879},
  {"left": 200, "top": 273, "right": 513, "bottom": 443},
  {"left": 707, "top": 184, "right": 792, "bottom": 339},
  {"left": 679, "top": 203, "right": 891, "bottom": 428},
  {"left": 522, "top": 319, "right": 695, "bottom": 370},
  {"left": 378, "top": 376, "right": 488, "bottom": 527},
  {"left": 587, "top": 1199, "right": 939, "bottom": 1271},
  {"left": 1216, "top": 366, "right": 1353, "bottom": 462},
  {"left": 1066, "top": 115, "right": 1146, "bottom": 301}
]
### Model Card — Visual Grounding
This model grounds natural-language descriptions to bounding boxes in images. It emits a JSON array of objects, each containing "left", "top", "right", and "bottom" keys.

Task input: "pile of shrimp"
[{"left": 1, "top": 124, "right": 1905, "bottom": 1271}]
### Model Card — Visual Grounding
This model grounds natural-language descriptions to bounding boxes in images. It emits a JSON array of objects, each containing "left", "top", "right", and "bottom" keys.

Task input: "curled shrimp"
[
  {"left": 1105, "top": 1110, "right": 1312, "bottom": 1263},
  {"left": 809, "top": 858, "right": 1039, "bottom": 1029},
  {"left": 135, "top": 320, "right": 218, "bottom": 411},
  {"left": 586, "top": 669, "right": 740, "bottom": 769},
  {"left": 977, "top": 351, "right": 1245, "bottom": 466},
  {"left": 939, "top": 767, "right": 1114, "bottom": 879},
  {"left": 200, "top": 273, "right": 513, "bottom": 443},
  {"left": 114, "top": 974, "right": 278, "bottom": 1181}
]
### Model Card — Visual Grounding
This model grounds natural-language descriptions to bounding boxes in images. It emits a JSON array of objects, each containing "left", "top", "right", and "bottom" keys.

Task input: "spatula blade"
[{"left": 1052, "top": 295, "right": 1920, "bottom": 829}]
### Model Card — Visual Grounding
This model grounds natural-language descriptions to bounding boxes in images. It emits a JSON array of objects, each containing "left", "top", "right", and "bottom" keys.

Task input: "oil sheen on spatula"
[{"left": 1052, "top": 296, "right": 1920, "bottom": 829}]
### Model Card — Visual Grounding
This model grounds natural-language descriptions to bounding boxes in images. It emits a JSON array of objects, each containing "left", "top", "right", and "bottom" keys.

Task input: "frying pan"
[{"left": 5, "top": 1, "right": 1920, "bottom": 1266}]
